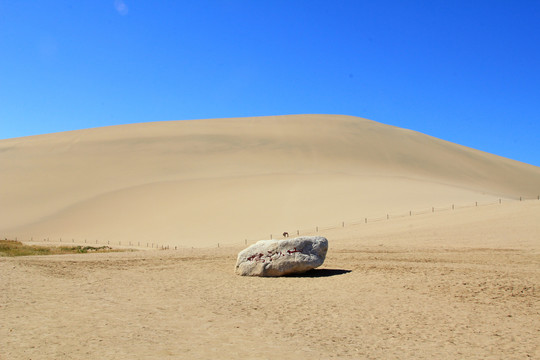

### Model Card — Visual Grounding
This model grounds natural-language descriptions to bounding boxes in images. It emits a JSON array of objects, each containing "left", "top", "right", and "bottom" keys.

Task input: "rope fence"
[
  {"left": 3, "top": 195, "right": 539, "bottom": 251},
  {"left": 259, "top": 195, "right": 540, "bottom": 245},
  {"left": 2, "top": 236, "right": 174, "bottom": 252}
]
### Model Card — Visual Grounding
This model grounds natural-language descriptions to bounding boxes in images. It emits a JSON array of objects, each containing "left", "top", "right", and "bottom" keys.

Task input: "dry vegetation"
[{"left": 0, "top": 239, "right": 120, "bottom": 257}]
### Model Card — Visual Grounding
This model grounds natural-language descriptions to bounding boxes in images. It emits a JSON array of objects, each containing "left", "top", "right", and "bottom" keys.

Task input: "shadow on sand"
[{"left": 285, "top": 268, "right": 352, "bottom": 278}]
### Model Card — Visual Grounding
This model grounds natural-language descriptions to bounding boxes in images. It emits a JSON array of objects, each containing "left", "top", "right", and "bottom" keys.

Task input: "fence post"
[
  {"left": 365, "top": 218, "right": 367, "bottom": 223},
  {"left": 520, "top": 196, "right": 522, "bottom": 201},
  {"left": 342, "top": 221, "right": 344, "bottom": 227},
  {"left": 297, "top": 230, "right": 299, "bottom": 235},
  {"left": 499, "top": 198, "right": 501, "bottom": 204},
  {"left": 409, "top": 211, "right": 412, "bottom": 216},
  {"left": 475, "top": 202, "right": 478, "bottom": 206},
  {"left": 386, "top": 214, "right": 389, "bottom": 220},
  {"left": 432, "top": 207, "right": 434, "bottom": 213},
  {"left": 316, "top": 226, "right": 318, "bottom": 232},
  {"left": 270, "top": 234, "right": 272, "bottom": 239},
  {"left": 245, "top": 239, "right": 247, "bottom": 245},
  {"left": 452, "top": 204, "right": 454, "bottom": 210}
]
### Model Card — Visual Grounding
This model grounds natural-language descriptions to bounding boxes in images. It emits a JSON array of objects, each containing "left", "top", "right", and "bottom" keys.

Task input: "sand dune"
[
  {"left": 2, "top": 114, "right": 540, "bottom": 359},
  {"left": 1, "top": 114, "right": 540, "bottom": 246}
]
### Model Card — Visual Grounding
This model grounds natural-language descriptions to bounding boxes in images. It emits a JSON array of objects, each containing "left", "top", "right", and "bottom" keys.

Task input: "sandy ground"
[{"left": 2, "top": 200, "right": 539, "bottom": 359}]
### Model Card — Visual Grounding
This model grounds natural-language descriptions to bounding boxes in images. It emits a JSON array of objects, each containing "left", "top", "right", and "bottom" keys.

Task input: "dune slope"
[{"left": 1, "top": 114, "right": 539, "bottom": 246}]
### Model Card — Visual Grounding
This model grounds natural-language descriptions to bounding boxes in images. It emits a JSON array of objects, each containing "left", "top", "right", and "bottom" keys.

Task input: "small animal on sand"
[{"left": 282, "top": 232, "right": 289, "bottom": 238}]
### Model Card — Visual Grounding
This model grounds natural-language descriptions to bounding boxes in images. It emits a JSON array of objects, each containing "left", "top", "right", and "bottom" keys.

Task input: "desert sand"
[
  {"left": 2, "top": 114, "right": 540, "bottom": 247},
  {"left": 1, "top": 114, "right": 540, "bottom": 359}
]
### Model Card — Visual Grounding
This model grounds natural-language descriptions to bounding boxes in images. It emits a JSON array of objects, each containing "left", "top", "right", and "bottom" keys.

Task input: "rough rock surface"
[{"left": 235, "top": 236, "right": 328, "bottom": 276}]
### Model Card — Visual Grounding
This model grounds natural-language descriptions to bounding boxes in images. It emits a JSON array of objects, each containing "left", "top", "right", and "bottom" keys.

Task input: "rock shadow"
[{"left": 285, "top": 268, "right": 351, "bottom": 278}]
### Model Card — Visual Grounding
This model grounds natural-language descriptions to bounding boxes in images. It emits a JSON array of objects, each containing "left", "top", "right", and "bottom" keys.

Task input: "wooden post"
[
  {"left": 365, "top": 218, "right": 367, "bottom": 223},
  {"left": 342, "top": 221, "right": 344, "bottom": 227},
  {"left": 520, "top": 196, "right": 522, "bottom": 201},
  {"left": 245, "top": 239, "right": 247, "bottom": 245},
  {"left": 409, "top": 211, "right": 412, "bottom": 216},
  {"left": 432, "top": 207, "right": 434, "bottom": 213},
  {"left": 316, "top": 226, "right": 318, "bottom": 232},
  {"left": 270, "top": 234, "right": 272, "bottom": 239},
  {"left": 386, "top": 214, "right": 389, "bottom": 220},
  {"left": 297, "top": 230, "right": 299, "bottom": 235},
  {"left": 452, "top": 204, "right": 454, "bottom": 210},
  {"left": 475, "top": 201, "right": 478, "bottom": 206}
]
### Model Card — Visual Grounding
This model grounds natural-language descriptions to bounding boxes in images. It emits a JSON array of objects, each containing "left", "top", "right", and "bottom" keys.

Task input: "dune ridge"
[{"left": 1, "top": 114, "right": 539, "bottom": 247}]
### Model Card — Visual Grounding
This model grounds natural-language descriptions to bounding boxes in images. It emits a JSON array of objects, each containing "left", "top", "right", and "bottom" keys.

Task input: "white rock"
[{"left": 235, "top": 236, "right": 328, "bottom": 276}]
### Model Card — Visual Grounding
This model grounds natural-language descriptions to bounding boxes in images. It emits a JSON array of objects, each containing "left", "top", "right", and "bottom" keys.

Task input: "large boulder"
[{"left": 235, "top": 236, "right": 328, "bottom": 276}]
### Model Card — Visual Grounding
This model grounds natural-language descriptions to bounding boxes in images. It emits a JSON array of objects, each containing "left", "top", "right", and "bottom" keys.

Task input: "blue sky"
[{"left": 1, "top": 1, "right": 539, "bottom": 166}]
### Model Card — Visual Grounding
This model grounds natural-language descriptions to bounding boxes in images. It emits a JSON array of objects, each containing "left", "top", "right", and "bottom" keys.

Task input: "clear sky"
[{"left": 1, "top": 1, "right": 539, "bottom": 166}]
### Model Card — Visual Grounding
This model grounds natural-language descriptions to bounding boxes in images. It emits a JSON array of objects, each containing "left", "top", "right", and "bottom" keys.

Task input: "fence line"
[
  {"left": 1, "top": 235, "right": 173, "bottom": 252},
  {"left": 3, "top": 195, "right": 539, "bottom": 250},
  {"left": 261, "top": 195, "right": 540, "bottom": 245}
]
